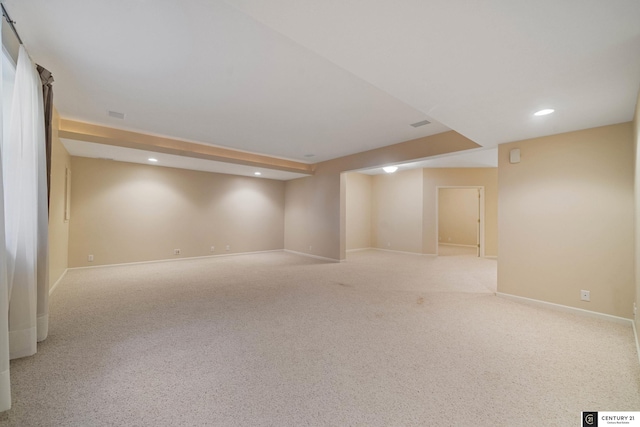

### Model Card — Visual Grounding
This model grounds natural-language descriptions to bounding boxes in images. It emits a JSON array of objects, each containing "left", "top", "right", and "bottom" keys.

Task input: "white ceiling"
[
  {"left": 5, "top": 0, "right": 640, "bottom": 175},
  {"left": 226, "top": 0, "right": 640, "bottom": 146}
]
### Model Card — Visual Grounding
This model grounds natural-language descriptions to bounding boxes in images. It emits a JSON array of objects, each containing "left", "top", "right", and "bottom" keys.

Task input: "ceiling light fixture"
[
  {"left": 254, "top": 172, "right": 262, "bottom": 176},
  {"left": 148, "top": 158, "right": 158, "bottom": 162},
  {"left": 383, "top": 166, "right": 398, "bottom": 173},
  {"left": 534, "top": 108, "right": 555, "bottom": 116}
]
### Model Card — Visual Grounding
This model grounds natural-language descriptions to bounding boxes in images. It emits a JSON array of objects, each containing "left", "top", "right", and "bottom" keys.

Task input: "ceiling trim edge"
[{"left": 58, "top": 119, "right": 315, "bottom": 175}]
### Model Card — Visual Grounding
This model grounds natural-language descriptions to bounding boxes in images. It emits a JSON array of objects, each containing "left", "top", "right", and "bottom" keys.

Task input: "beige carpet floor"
[
  {"left": 1, "top": 250, "right": 639, "bottom": 426},
  {"left": 437, "top": 244, "right": 478, "bottom": 257}
]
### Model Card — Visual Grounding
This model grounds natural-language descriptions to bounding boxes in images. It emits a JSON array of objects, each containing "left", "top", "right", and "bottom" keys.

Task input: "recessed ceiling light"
[
  {"left": 254, "top": 172, "right": 262, "bottom": 176},
  {"left": 534, "top": 108, "right": 555, "bottom": 116},
  {"left": 148, "top": 158, "right": 158, "bottom": 162},
  {"left": 383, "top": 166, "right": 398, "bottom": 173}
]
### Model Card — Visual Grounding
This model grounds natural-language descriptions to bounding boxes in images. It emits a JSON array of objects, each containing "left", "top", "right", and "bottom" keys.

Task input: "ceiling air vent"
[
  {"left": 108, "top": 110, "right": 125, "bottom": 119},
  {"left": 410, "top": 119, "right": 431, "bottom": 128}
]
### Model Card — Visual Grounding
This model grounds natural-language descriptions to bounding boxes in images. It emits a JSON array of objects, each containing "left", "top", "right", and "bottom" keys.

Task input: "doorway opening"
[{"left": 436, "top": 187, "right": 484, "bottom": 257}]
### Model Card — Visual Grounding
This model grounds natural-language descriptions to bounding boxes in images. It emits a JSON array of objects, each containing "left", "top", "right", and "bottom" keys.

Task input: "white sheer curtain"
[
  {"left": 0, "top": 18, "right": 10, "bottom": 413},
  {"left": 0, "top": 43, "right": 49, "bottom": 411}
]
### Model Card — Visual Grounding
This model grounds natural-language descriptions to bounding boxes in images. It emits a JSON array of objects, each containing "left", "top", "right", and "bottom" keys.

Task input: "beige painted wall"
[
  {"left": 49, "top": 110, "right": 71, "bottom": 285},
  {"left": 285, "top": 131, "right": 480, "bottom": 261},
  {"left": 438, "top": 188, "right": 478, "bottom": 246},
  {"left": 423, "top": 168, "right": 498, "bottom": 256},
  {"left": 345, "top": 173, "right": 373, "bottom": 250},
  {"left": 498, "top": 123, "right": 634, "bottom": 318},
  {"left": 346, "top": 168, "right": 495, "bottom": 255},
  {"left": 68, "top": 157, "right": 285, "bottom": 267},
  {"left": 371, "top": 169, "right": 423, "bottom": 253},
  {"left": 284, "top": 172, "right": 341, "bottom": 259}
]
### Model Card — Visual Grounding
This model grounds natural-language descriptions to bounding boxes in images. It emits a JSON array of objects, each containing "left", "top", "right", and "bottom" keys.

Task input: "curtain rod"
[{"left": 1, "top": 3, "right": 23, "bottom": 45}]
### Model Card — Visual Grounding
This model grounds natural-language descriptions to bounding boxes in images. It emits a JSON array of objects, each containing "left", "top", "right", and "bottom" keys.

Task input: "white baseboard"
[
  {"left": 284, "top": 249, "right": 340, "bottom": 263},
  {"left": 372, "top": 248, "right": 424, "bottom": 256},
  {"left": 356, "top": 247, "right": 490, "bottom": 258},
  {"left": 346, "top": 248, "right": 373, "bottom": 253},
  {"left": 49, "top": 269, "right": 68, "bottom": 296},
  {"left": 68, "top": 249, "right": 284, "bottom": 270},
  {"left": 439, "top": 243, "right": 477, "bottom": 248},
  {"left": 496, "top": 292, "right": 633, "bottom": 325}
]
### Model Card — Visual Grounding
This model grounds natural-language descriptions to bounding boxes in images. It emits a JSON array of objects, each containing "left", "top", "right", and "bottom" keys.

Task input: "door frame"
[{"left": 436, "top": 186, "right": 485, "bottom": 257}]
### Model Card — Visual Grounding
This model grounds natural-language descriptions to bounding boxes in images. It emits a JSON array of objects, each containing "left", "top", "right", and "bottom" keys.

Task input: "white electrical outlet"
[
  {"left": 309, "top": 245, "right": 312, "bottom": 251},
  {"left": 174, "top": 249, "right": 181, "bottom": 255},
  {"left": 580, "top": 290, "right": 590, "bottom": 302},
  {"left": 88, "top": 254, "right": 94, "bottom": 262},
  {"left": 210, "top": 246, "right": 215, "bottom": 252},
  {"left": 634, "top": 303, "right": 637, "bottom": 316},
  {"left": 387, "top": 242, "right": 391, "bottom": 247},
  {"left": 225, "top": 245, "right": 230, "bottom": 251}
]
